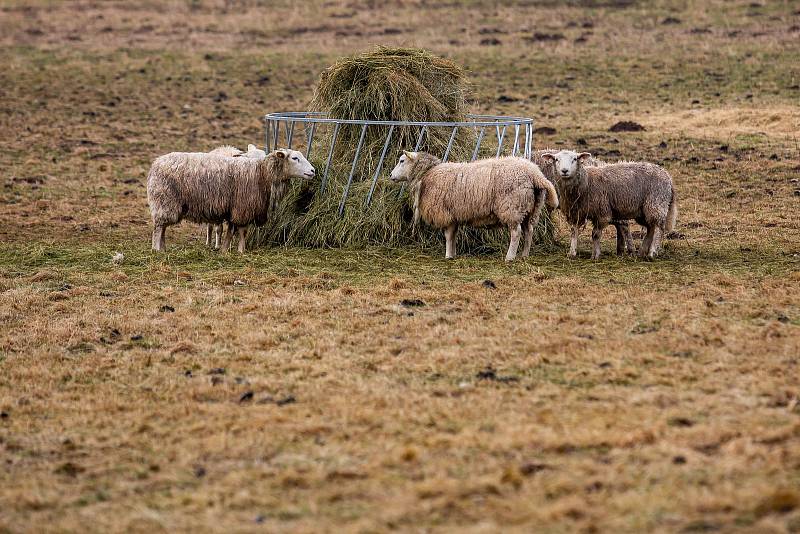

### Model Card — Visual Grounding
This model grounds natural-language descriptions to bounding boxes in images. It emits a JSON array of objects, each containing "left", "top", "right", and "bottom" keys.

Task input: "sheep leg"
[
  {"left": 613, "top": 221, "right": 624, "bottom": 255},
  {"left": 624, "top": 224, "right": 636, "bottom": 254},
  {"left": 639, "top": 226, "right": 657, "bottom": 260},
  {"left": 568, "top": 226, "right": 580, "bottom": 258},
  {"left": 152, "top": 225, "right": 166, "bottom": 251},
  {"left": 214, "top": 224, "right": 222, "bottom": 250},
  {"left": 591, "top": 224, "right": 606, "bottom": 260},
  {"left": 647, "top": 226, "right": 662, "bottom": 260},
  {"left": 444, "top": 224, "right": 458, "bottom": 259},
  {"left": 221, "top": 224, "right": 234, "bottom": 253},
  {"left": 205, "top": 224, "right": 212, "bottom": 247},
  {"left": 505, "top": 223, "right": 522, "bottom": 262},
  {"left": 236, "top": 226, "right": 247, "bottom": 254},
  {"left": 521, "top": 190, "right": 545, "bottom": 258},
  {"left": 520, "top": 216, "right": 535, "bottom": 258}
]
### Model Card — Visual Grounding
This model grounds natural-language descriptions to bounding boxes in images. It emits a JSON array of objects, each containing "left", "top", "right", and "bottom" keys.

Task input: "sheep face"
[
  {"left": 543, "top": 150, "right": 592, "bottom": 180},
  {"left": 389, "top": 151, "right": 418, "bottom": 182},
  {"left": 276, "top": 149, "right": 315, "bottom": 179}
]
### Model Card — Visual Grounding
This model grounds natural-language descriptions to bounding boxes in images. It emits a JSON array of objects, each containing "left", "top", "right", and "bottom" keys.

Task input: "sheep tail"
[
  {"left": 666, "top": 189, "right": 678, "bottom": 232},
  {"left": 535, "top": 175, "right": 559, "bottom": 210}
]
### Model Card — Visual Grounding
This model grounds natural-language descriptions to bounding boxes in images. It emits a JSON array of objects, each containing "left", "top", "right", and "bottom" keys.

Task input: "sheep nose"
[{"left": 561, "top": 169, "right": 568, "bottom": 175}]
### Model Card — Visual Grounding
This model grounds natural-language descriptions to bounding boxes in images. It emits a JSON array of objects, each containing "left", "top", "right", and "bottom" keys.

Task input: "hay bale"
[
  {"left": 253, "top": 47, "right": 556, "bottom": 253},
  {"left": 311, "top": 46, "right": 471, "bottom": 159}
]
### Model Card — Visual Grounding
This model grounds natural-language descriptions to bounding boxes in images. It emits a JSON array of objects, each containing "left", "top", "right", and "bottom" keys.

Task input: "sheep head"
[
  {"left": 389, "top": 151, "right": 440, "bottom": 183},
  {"left": 541, "top": 150, "right": 591, "bottom": 180},
  {"left": 266, "top": 149, "right": 315, "bottom": 180}
]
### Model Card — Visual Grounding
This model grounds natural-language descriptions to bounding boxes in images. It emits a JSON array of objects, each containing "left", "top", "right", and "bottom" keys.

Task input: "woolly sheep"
[
  {"left": 532, "top": 149, "right": 635, "bottom": 255},
  {"left": 204, "top": 145, "right": 246, "bottom": 249},
  {"left": 201, "top": 144, "right": 270, "bottom": 250},
  {"left": 389, "top": 152, "right": 559, "bottom": 261},
  {"left": 541, "top": 150, "right": 677, "bottom": 260},
  {"left": 147, "top": 148, "right": 315, "bottom": 253}
]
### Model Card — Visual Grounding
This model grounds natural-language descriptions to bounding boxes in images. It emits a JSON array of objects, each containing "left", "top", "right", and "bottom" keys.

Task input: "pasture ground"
[{"left": 1, "top": 1, "right": 799, "bottom": 532}]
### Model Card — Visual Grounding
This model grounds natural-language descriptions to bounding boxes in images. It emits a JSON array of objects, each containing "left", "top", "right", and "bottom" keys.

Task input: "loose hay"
[{"left": 254, "top": 47, "right": 556, "bottom": 253}]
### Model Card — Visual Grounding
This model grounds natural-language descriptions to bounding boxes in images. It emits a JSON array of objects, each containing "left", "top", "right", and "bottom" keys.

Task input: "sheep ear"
[
  {"left": 541, "top": 153, "right": 555, "bottom": 162},
  {"left": 403, "top": 151, "right": 417, "bottom": 161},
  {"left": 578, "top": 152, "right": 592, "bottom": 160},
  {"left": 248, "top": 144, "right": 257, "bottom": 151},
  {"left": 275, "top": 150, "right": 286, "bottom": 159}
]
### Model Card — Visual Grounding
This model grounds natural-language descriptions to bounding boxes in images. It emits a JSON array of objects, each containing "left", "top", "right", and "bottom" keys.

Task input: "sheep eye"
[{"left": 292, "top": 156, "right": 298, "bottom": 161}]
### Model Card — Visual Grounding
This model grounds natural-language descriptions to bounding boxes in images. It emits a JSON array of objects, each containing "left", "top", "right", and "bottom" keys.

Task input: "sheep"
[
  {"left": 541, "top": 150, "right": 677, "bottom": 260},
  {"left": 532, "top": 149, "right": 635, "bottom": 255},
  {"left": 389, "top": 151, "right": 559, "bottom": 261},
  {"left": 204, "top": 145, "right": 246, "bottom": 248},
  {"left": 201, "top": 144, "right": 271, "bottom": 250},
  {"left": 147, "top": 148, "right": 315, "bottom": 253}
]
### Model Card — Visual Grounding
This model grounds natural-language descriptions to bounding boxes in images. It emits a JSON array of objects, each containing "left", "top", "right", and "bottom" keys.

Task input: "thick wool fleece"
[
  {"left": 408, "top": 155, "right": 558, "bottom": 230},
  {"left": 147, "top": 151, "right": 290, "bottom": 229}
]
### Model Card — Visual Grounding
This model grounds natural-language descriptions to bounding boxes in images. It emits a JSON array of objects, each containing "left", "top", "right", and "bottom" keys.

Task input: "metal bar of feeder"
[
  {"left": 442, "top": 126, "right": 458, "bottom": 162},
  {"left": 524, "top": 123, "right": 531, "bottom": 159},
  {"left": 414, "top": 126, "right": 427, "bottom": 151},
  {"left": 471, "top": 126, "right": 486, "bottom": 161},
  {"left": 512, "top": 124, "right": 520, "bottom": 157},
  {"left": 306, "top": 122, "right": 316, "bottom": 158},
  {"left": 496, "top": 125, "right": 507, "bottom": 158},
  {"left": 286, "top": 120, "right": 295, "bottom": 149},
  {"left": 528, "top": 123, "right": 533, "bottom": 158},
  {"left": 338, "top": 124, "right": 368, "bottom": 216},
  {"left": 365, "top": 124, "right": 395, "bottom": 207},
  {"left": 264, "top": 117, "right": 270, "bottom": 154},
  {"left": 273, "top": 120, "right": 280, "bottom": 151},
  {"left": 265, "top": 111, "right": 534, "bottom": 128},
  {"left": 320, "top": 122, "right": 340, "bottom": 193}
]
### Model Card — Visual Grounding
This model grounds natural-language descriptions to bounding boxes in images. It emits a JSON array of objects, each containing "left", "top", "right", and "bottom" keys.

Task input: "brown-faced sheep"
[
  {"left": 147, "top": 148, "right": 315, "bottom": 253},
  {"left": 541, "top": 150, "right": 677, "bottom": 260},
  {"left": 532, "top": 149, "right": 635, "bottom": 255},
  {"left": 389, "top": 151, "right": 559, "bottom": 261}
]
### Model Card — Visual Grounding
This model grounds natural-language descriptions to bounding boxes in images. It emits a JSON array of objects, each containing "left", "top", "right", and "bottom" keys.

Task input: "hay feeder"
[{"left": 264, "top": 111, "right": 537, "bottom": 217}]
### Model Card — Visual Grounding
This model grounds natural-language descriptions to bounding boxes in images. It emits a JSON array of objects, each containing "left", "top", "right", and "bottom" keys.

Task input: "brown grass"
[
  {"left": 643, "top": 106, "right": 800, "bottom": 140},
  {"left": 1, "top": 0, "right": 800, "bottom": 532}
]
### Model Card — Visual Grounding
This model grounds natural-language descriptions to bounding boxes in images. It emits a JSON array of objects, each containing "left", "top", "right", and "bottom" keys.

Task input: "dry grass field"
[{"left": 1, "top": 0, "right": 799, "bottom": 532}]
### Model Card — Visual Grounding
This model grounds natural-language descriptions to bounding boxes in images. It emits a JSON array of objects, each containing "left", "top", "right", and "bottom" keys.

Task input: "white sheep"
[
  {"left": 147, "top": 149, "right": 315, "bottom": 253},
  {"left": 202, "top": 144, "right": 270, "bottom": 250},
  {"left": 389, "top": 152, "right": 559, "bottom": 261},
  {"left": 541, "top": 150, "right": 677, "bottom": 260},
  {"left": 204, "top": 145, "right": 245, "bottom": 249}
]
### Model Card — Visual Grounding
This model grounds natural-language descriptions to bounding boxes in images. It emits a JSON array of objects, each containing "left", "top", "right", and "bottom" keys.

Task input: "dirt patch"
[{"left": 609, "top": 121, "right": 646, "bottom": 132}]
